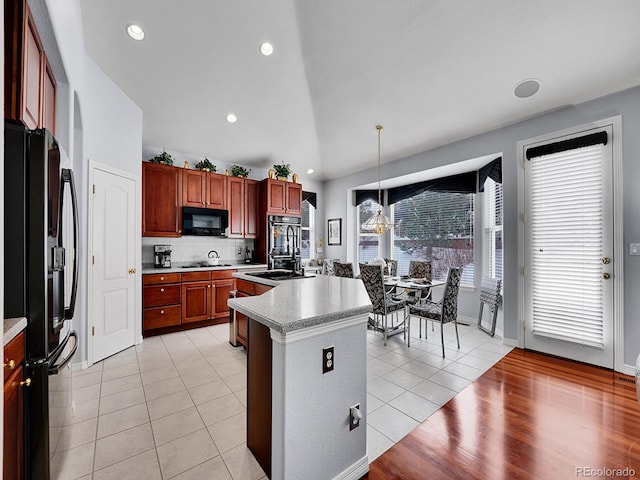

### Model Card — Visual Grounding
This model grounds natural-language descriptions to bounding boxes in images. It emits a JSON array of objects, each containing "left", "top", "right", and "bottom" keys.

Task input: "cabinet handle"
[
  {"left": 160, "top": 288, "right": 165, "bottom": 292},
  {"left": 160, "top": 310, "right": 165, "bottom": 314},
  {"left": 207, "top": 284, "right": 211, "bottom": 288},
  {"left": 4, "top": 360, "right": 15, "bottom": 370},
  {"left": 20, "top": 378, "right": 32, "bottom": 388}
]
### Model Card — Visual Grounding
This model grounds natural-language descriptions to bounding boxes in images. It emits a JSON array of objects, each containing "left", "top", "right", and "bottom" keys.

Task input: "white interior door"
[
  {"left": 91, "top": 167, "right": 136, "bottom": 362},
  {"left": 524, "top": 126, "right": 614, "bottom": 368}
]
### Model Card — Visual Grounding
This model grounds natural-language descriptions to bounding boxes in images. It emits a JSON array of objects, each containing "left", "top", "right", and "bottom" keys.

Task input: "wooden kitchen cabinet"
[
  {"left": 233, "top": 279, "right": 272, "bottom": 348},
  {"left": 142, "top": 162, "right": 183, "bottom": 237},
  {"left": 4, "top": 0, "right": 56, "bottom": 133},
  {"left": 263, "top": 179, "right": 302, "bottom": 216},
  {"left": 183, "top": 170, "right": 227, "bottom": 209},
  {"left": 228, "top": 177, "right": 259, "bottom": 238},
  {"left": 4, "top": 331, "right": 26, "bottom": 480},
  {"left": 143, "top": 273, "right": 182, "bottom": 331}
]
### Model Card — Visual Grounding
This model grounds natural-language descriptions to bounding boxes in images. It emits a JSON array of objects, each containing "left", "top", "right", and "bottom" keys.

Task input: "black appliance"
[
  {"left": 4, "top": 123, "right": 79, "bottom": 480},
  {"left": 268, "top": 215, "right": 301, "bottom": 272},
  {"left": 182, "top": 206, "right": 228, "bottom": 236},
  {"left": 154, "top": 244, "right": 172, "bottom": 268}
]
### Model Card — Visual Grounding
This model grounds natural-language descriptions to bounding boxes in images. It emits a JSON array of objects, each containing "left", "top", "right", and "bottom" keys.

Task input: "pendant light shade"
[{"left": 361, "top": 125, "right": 394, "bottom": 235}]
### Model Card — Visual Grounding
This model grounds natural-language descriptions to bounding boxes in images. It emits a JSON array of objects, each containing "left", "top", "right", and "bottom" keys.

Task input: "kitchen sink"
[{"left": 247, "top": 271, "right": 311, "bottom": 281}]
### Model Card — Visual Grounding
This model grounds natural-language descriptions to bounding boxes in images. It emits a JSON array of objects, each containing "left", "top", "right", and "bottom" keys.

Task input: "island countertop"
[{"left": 229, "top": 272, "right": 372, "bottom": 334}]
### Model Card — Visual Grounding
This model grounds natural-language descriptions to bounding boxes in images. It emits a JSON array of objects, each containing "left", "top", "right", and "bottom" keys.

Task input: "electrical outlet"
[
  {"left": 349, "top": 404, "right": 361, "bottom": 430},
  {"left": 237, "top": 247, "right": 242, "bottom": 255},
  {"left": 322, "top": 346, "right": 334, "bottom": 374}
]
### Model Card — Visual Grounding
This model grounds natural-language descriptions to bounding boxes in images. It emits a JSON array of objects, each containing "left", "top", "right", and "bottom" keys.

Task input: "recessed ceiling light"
[
  {"left": 126, "top": 24, "right": 145, "bottom": 41},
  {"left": 514, "top": 79, "right": 541, "bottom": 99},
  {"left": 226, "top": 113, "right": 237, "bottom": 123},
  {"left": 260, "top": 42, "right": 274, "bottom": 56},
  {"left": 306, "top": 169, "right": 314, "bottom": 175}
]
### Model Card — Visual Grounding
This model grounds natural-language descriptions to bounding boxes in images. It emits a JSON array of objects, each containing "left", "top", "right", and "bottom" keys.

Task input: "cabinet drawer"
[
  {"left": 236, "top": 279, "right": 255, "bottom": 295},
  {"left": 144, "top": 284, "right": 181, "bottom": 308},
  {"left": 211, "top": 269, "right": 236, "bottom": 280},
  {"left": 182, "top": 271, "right": 211, "bottom": 282},
  {"left": 4, "top": 332, "right": 25, "bottom": 383},
  {"left": 143, "top": 273, "right": 181, "bottom": 285},
  {"left": 144, "top": 305, "right": 181, "bottom": 330}
]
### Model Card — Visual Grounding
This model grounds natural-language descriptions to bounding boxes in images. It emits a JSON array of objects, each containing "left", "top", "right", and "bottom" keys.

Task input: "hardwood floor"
[{"left": 366, "top": 349, "right": 640, "bottom": 479}]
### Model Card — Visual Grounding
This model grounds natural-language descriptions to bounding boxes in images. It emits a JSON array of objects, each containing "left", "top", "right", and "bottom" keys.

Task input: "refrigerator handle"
[
  {"left": 48, "top": 330, "right": 78, "bottom": 375},
  {"left": 61, "top": 168, "right": 79, "bottom": 320}
]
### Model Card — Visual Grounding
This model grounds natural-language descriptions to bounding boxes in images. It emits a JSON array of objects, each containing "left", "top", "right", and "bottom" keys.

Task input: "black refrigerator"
[{"left": 4, "top": 122, "right": 79, "bottom": 480}]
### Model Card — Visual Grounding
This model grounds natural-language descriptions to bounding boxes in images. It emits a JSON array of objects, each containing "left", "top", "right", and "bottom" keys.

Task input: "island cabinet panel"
[
  {"left": 142, "top": 163, "right": 183, "bottom": 237},
  {"left": 233, "top": 279, "right": 272, "bottom": 347},
  {"left": 247, "top": 318, "right": 272, "bottom": 478},
  {"left": 4, "top": 331, "right": 26, "bottom": 480}
]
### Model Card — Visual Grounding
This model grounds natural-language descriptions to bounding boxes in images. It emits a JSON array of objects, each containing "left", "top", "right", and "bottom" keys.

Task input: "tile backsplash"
[{"left": 142, "top": 237, "right": 256, "bottom": 265}]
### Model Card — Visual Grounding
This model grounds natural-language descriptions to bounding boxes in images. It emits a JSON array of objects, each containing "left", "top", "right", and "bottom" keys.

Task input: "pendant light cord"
[{"left": 376, "top": 125, "right": 383, "bottom": 211}]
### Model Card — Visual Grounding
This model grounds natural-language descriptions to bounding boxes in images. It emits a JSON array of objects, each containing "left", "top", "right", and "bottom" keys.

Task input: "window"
[
  {"left": 391, "top": 191, "right": 475, "bottom": 284},
  {"left": 301, "top": 198, "right": 315, "bottom": 260},
  {"left": 358, "top": 199, "right": 380, "bottom": 264},
  {"left": 483, "top": 177, "right": 503, "bottom": 281}
]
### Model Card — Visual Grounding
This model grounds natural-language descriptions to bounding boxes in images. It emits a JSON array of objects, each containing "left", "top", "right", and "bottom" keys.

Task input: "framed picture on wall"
[{"left": 328, "top": 218, "right": 342, "bottom": 245}]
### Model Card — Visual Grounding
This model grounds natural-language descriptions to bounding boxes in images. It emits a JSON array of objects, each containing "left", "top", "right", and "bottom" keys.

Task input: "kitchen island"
[{"left": 229, "top": 272, "right": 372, "bottom": 480}]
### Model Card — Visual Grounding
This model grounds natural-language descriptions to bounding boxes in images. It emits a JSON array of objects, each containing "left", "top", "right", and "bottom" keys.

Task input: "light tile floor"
[{"left": 51, "top": 318, "right": 511, "bottom": 479}]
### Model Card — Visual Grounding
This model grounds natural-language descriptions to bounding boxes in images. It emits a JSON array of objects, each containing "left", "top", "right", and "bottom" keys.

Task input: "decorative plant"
[
  {"left": 273, "top": 162, "right": 291, "bottom": 179},
  {"left": 195, "top": 158, "right": 216, "bottom": 172},
  {"left": 231, "top": 165, "right": 251, "bottom": 178},
  {"left": 149, "top": 151, "right": 173, "bottom": 166}
]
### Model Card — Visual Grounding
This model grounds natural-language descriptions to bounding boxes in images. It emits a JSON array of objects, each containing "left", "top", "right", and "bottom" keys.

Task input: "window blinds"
[{"left": 528, "top": 144, "right": 605, "bottom": 348}]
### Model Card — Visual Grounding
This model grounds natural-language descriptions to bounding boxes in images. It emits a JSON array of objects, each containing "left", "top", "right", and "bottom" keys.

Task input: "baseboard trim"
[
  {"left": 71, "top": 360, "right": 88, "bottom": 372},
  {"left": 621, "top": 363, "right": 636, "bottom": 377},
  {"left": 333, "top": 455, "right": 369, "bottom": 480},
  {"left": 502, "top": 337, "right": 519, "bottom": 348}
]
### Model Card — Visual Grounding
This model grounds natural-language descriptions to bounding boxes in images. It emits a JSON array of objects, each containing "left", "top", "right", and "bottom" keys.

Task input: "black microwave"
[{"left": 182, "top": 207, "right": 229, "bottom": 236}]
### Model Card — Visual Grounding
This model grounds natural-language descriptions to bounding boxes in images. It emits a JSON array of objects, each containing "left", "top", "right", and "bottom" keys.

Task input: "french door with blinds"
[{"left": 524, "top": 125, "right": 614, "bottom": 368}]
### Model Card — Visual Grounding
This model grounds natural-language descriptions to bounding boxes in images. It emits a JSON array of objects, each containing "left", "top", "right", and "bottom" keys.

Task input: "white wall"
[{"left": 323, "top": 85, "right": 640, "bottom": 366}]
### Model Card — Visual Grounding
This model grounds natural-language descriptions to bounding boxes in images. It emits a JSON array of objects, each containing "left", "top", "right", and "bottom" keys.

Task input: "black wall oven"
[{"left": 4, "top": 123, "right": 79, "bottom": 480}]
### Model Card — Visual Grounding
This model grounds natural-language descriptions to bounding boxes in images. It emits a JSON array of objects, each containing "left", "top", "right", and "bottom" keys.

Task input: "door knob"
[
  {"left": 602, "top": 257, "right": 611, "bottom": 264},
  {"left": 128, "top": 268, "right": 136, "bottom": 274},
  {"left": 603, "top": 272, "right": 611, "bottom": 280},
  {"left": 19, "top": 378, "right": 32, "bottom": 387}
]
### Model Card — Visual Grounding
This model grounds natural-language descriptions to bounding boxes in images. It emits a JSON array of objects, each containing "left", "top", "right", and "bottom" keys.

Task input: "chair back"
[
  {"left": 409, "top": 261, "right": 432, "bottom": 281},
  {"left": 383, "top": 259, "right": 398, "bottom": 276},
  {"left": 321, "top": 259, "right": 336, "bottom": 276},
  {"left": 480, "top": 277, "right": 502, "bottom": 311},
  {"left": 441, "top": 267, "right": 462, "bottom": 323},
  {"left": 334, "top": 262, "right": 354, "bottom": 278},
  {"left": 359, "top": 264, "right": 385, "bottom": 315}
]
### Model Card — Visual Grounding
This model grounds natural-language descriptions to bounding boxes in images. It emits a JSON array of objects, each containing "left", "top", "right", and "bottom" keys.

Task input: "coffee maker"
[{"left": 154, "top": 245, "right": 172, "bottom": 268}]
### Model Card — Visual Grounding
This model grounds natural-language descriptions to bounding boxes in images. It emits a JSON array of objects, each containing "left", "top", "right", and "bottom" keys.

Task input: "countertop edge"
[
  {"left": 4, "top": 317, "right": 27, "bottom": 346},
  {"left": 142, "top": 263, "right": 267, "bottom": 275}
]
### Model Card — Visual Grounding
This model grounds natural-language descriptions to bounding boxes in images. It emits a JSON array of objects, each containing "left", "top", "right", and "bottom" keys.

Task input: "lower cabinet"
[
  {"left": 4, "top": 331, "right": 26, "bottom": 480},
  {"left": 144, "top": 269, "right": 236, "bottom": 336},
  {"left": 234, "top": 279, "right": 272, "bottom": 348}
]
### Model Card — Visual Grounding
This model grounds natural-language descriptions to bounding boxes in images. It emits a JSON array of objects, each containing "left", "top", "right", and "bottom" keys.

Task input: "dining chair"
[
  {"left": 407, "top": 267, "right": 462, "bottom": 356},
  {"left": 321, "top": 259, "right": 337, "bottom": 276},
  {"left": 334, "top": 262, "right": 354, "bottom": 278},
  {"left": 403, "top": 260, "right": 433, "bottom": 312},
  {"left": 359, "top": 264, "right": 407, "bottom": 346},
  {"left": 383, "top": 259, "right": 398, "bottom": 276},
  {"left": 477, "top": 276, "right": 502, "bottom": 337}
]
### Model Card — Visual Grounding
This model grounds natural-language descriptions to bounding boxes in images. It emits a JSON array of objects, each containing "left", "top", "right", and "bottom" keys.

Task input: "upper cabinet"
[
  {"left": 183, "top": 170, "right": 227, "bottom": 210},
  {"left": 263, "top": 179, "right": 302, "bottom": 216},
  {"left": 142, "top": 163, "right": 183, "bottom": 237},
  {"left": 5, "top": 0, "right": 56, "bottom": 134},
  {"left": 228, "top": 177, "right": 259, "bottom": 238}
]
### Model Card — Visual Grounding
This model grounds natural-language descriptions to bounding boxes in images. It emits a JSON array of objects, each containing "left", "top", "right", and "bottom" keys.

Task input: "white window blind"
[
  {"left": 301, "top": 199, "right": 315, "bottom": 260},
  {"left": 529, "top": 144, "right": 605, "bottom": 348},
  {"left": 358, "top": 199, "right": 380, "bottom": 264},
  {"left": 484, "top": 178, "right": 503, "bottom": 281}
]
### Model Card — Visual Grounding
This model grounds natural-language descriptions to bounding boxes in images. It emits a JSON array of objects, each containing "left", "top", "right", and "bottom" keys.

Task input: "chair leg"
[
  {"left": 383, "top": 315, "right": 388, "bottom": 346},
  {"left": 407, "top": 310, "right": 411, "bottom": 348},
  {"left": 419, "top": 316, "right": 422, "bottom": 338},
  {"left": 440, "top": 321, "right": 445, "bottom": 358},
  {"left": 454, "top": 320, "right": 460, "bottom": 350}
]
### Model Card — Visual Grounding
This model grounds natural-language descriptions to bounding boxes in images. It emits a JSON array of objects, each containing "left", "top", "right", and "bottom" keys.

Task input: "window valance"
[
  {"left": 302, "top": 191, "right": 317, "bottom": 208},
  {"left": 526, "top": 131, "right": 607, "bottom": 160}
]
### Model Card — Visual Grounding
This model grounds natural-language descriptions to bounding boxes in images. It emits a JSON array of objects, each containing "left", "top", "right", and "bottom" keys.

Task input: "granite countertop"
[
  {"left": 142, "top": 262, "right": 267, "bottom": 274},
  {"left": 4, "top": 317, "right": 27, "bottom": 346},
  {"left": 229, "top": 272, "right": 372, "bottom": 334}
]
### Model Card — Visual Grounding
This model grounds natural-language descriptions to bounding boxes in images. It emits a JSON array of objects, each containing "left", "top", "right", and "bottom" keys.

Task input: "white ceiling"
[{"left": 80, "top": 0, "right": 640, "bottom": 181}]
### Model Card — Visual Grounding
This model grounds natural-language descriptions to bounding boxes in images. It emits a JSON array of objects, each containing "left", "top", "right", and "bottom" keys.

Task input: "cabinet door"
[
  {"left": 182, "top": 281, "right": 211, "bottom": 323},
  {"left": 212, "top": 279, "right": 236, "bottom": 319},
  {"left": 236, "top": 291, "right": 250, "bottom": 345},
  {"left": 228, "top": 176, "right": 245, "bottom": 237},
  {"left": 42, "top": 59, "right": 56, "bottom": 134},
  {"left": 183, "top": 170, "right": 207, "bottom": 207},
  {"left": 207, "top": 173, "right": 227, "bottom": 209},
  {"left": 4, "top": 365, "right": 24, "bottom": 480},
  {"left": 142, "top": 163, "right": 183, "bottom": 237},
  {"left": 285, "top": 182, "right": 302, "bottom": 216},
  {"left": 22, "top": 8, "right": 44, "bottom": 130},
  {"left": 244, "top": 179, "right": 259, "bottom": 238},
  {"left": 265, "top": 179, "right": 286, "bottom": 214}
]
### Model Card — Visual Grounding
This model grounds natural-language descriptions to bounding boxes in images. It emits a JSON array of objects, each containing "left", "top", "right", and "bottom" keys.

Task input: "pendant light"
[{"left": 361, "top": 125, "right": 394, "bottom": 235}]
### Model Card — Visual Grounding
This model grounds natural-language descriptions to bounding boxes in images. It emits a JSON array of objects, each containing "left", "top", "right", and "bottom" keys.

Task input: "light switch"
[{"left": 631, "top": 243, "right": 640, "bottom": 256}]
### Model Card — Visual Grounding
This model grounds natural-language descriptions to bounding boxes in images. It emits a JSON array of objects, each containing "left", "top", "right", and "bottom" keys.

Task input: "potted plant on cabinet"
[
  {"left": 273, "top": 162, "right": 291, "bottom": 181},
  {"left": 195, "top": 158, "right": 216, "bottom": 172},
  {"left": 231, "top": 165, "right": 251, "bottom": 178},
  {"left": 149, "top": 150, "right": 173, "bottom": 166}
]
